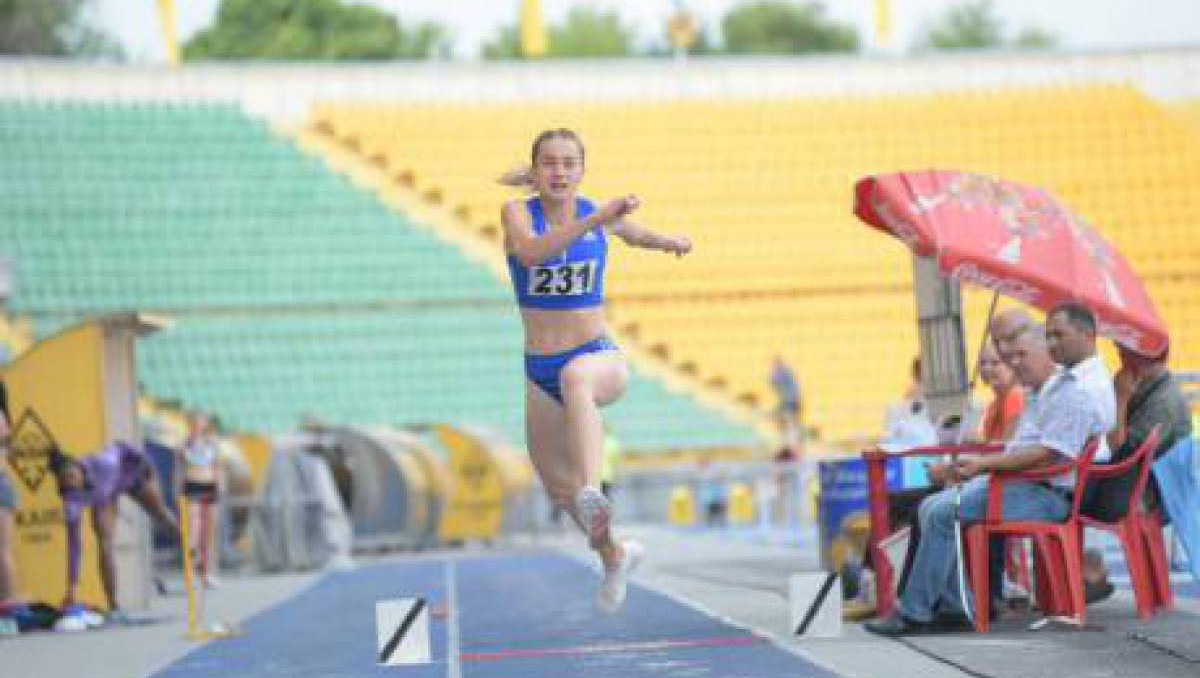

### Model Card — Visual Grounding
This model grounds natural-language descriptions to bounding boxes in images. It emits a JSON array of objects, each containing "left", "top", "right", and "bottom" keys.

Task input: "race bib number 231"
[{"left": 529, "top": 260, "right": 597, "bottom": 297}]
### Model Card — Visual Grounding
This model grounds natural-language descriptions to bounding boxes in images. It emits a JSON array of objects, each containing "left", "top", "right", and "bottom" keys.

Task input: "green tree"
[
  {"left": 920, "top": 1, "right": 1003, "bottom": 50},
  {"left": 918, "top": 1, "right": 1056, "bottom": 51},
  {"left": 480, "top": 25, "right": 520, "bottom": 59},
  {"left": 0, "top": 0, "right": 122, "bottom": 58},
  {"left": 549, "top": 7, "right": 632, "bottom": 57},
  {"left": 1012, "top": 26, "right": 1057, "bottom": 50},
  {"left": 481, "top": 7, "right": 633, "bottom": 59},
  {"left": 184, "top": 0, "right": 448, "bottom": 61},
  {"left": 721, "top": 1, "right": 858, "bottom": 55}
]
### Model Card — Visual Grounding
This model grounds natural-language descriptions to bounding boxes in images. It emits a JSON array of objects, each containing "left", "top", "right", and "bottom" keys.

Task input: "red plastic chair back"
[{"left": 1080, "top": 425, "right": 1166, "bottom": 618}]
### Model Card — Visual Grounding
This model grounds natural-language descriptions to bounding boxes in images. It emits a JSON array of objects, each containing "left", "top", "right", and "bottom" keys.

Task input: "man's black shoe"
[
  {"left": 864, "top": 611, "right": 932, "bottom": 637},
  {"left": 932, "top": 600, "right": 1001, "bottom": 627},
  {"left": 1084, "top": 579, "right": 1115, "bottom": 605},
  {"left": 931, "top": 610, "right": 975, "bottom": 631}
]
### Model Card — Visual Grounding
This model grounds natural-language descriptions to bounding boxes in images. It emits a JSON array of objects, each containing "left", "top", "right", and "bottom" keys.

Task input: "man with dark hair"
[
  {"left": 1046, "top": 302, "right": 1115, "bottom": 462},
  {"left": 1049, "top": 300, "right": 1098, "bottom": 334},
  {"left": 1045, "top": 301, "right": 1120, "bottom": 602}
]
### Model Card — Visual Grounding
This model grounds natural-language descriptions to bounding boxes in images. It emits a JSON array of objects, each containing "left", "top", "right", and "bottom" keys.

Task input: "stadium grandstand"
[
  {"left": 2, "top": 50, "right": 1198, "bottom": 449},
  {"left": 4, "top": 3, "right": 1200, "bottom": 677}
]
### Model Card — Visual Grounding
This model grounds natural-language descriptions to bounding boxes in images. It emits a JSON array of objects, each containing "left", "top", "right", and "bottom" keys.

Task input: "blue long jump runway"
[{"left": 153, "top": 551, "right": 843, "bottom": 678}]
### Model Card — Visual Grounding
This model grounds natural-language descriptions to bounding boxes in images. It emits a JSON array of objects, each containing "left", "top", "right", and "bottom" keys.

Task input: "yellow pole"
[
  {"left": 179, "top": 496, "right": 200, "bottom": 638},
  {"left": 519, "top": 0, "right": 548, "bottom": 58},
  {"left": 874, "top": 0, "right": 893, "bottom": 50},
  {"left": 155, "top": 0, "right": 181, "bottom": 67}
]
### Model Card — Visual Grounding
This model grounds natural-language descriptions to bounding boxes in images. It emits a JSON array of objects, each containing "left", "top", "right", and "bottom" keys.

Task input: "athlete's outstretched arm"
[
  {"left": 502, "top": 196, "right": 637, "bottom": 267},
  {"left": 611, "top": 219, "right": 692, "bottom": 257}
]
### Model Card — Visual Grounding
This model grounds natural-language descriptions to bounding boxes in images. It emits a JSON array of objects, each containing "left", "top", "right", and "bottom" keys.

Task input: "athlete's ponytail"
[
  {"left": 497, "top": 165, "right": 534, "bottom": 187},
  {"left": 497, "top": 128, "right": 585, "bottom": 189}
]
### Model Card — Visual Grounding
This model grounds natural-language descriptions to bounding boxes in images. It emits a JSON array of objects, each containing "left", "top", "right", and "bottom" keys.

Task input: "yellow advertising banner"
[{"left": 4, "top": 323, "right": 109, "bottom": 608}]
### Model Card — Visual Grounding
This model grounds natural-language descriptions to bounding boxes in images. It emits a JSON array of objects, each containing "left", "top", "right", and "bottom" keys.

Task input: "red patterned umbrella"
[{"left": 854, "top": 170, "right": 1168, "bottom": 356}]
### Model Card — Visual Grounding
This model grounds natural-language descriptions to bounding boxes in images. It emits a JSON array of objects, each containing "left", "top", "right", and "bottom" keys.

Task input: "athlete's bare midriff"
[
  {"left": 184, "top": 464, "right": 219, "bottom": 485},
  {"left": 520, "top": 306, "right": 609, "bottom": 355}
]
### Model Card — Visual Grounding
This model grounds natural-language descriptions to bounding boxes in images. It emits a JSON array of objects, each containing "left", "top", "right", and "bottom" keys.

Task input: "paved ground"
[{"left": 5, "top": 524, "right": 1198, "bottom": 678}]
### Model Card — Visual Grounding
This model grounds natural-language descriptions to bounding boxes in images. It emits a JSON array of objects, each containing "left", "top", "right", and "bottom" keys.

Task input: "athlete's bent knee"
[{"left": 547, "top": 484, "right": 582, "bottom": 509}]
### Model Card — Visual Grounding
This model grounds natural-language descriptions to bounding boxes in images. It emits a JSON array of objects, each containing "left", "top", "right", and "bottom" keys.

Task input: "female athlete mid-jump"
[{"left": 500, "top": 128, "right": 692, "bottom": 611}]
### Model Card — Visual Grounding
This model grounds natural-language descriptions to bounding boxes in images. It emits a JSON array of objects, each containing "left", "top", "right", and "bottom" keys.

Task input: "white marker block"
[
  {"left": 790, "top": 572, "right": 842, "bottom": 638},
  {"left": 376, "top": 598, "right": 431, "bottom": 665}
]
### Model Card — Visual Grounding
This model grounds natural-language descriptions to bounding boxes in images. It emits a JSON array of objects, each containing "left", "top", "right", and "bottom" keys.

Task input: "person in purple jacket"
[{"left": 49, "top": 441, "right": 179, "bottom": 617}]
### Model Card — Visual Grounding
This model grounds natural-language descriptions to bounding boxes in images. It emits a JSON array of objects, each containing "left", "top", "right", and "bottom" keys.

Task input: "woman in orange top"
[
  {"left": 977, "top": 341, "right": 1024, "bottom": 442},
  {"left": 977, "top": 339, "right": 1027, "bottom": 608}
]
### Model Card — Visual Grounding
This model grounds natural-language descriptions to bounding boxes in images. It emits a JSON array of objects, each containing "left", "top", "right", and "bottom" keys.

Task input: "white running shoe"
[
  {"left": 597, "top": 540, "right": 644, "bottom": 613},
  {"left": 574, "top": 486, "right": 612, "bottom": 543},
  {"left": 53, "top": 611, "right": 88, "bottom": 633},
  {"left": 81, "top": 609, "right": 106, "bottom": 629}
]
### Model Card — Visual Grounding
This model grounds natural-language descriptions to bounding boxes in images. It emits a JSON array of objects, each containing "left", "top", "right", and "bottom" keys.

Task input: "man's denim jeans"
[{"left": 897, "top": 475, "right": 1070, "bottom": 622}]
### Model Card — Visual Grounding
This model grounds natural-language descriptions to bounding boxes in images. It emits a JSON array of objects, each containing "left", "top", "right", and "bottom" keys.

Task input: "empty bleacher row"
[
  {"left": 313, "top": 84, "right": 1200, "bottom": 441},
  {"left": 0, "top": 101, "right": 757, "bottom": 450}
]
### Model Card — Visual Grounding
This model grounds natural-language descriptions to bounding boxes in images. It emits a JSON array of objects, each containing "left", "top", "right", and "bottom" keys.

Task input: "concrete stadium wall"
[{"left": 1, "top": 48, "right": 1199, "bottom": 124}]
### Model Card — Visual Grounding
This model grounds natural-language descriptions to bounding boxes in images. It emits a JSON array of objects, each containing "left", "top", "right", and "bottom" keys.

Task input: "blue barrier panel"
[{"left": 817, "top": 456, "right": 904, "bottom": 570}]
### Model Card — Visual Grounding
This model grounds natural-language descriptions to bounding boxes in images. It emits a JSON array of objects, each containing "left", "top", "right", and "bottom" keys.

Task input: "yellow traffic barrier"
[
  {"left": 667, "top": 485, "right": 696, "bottom": 526},
  {"left": 727, "top": 482, "right": 756, "bottom": 525}
]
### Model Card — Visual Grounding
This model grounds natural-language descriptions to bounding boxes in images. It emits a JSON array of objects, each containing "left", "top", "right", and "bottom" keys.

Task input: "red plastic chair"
[
  {"left": 863, "top": 442, "right": 1005, "bottom": 617},
  {"left": 964, "top": 439, "right": 1101, "bottom": 631},
  {"left": 1140, "top": 508, "right": 1175, "bottom": 613},
  {"left": 1079, "top": 425, "right": 1166, "bottom": 618}
]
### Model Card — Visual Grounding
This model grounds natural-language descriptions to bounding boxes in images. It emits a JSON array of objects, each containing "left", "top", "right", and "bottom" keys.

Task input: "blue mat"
[{"left": 153, "top": 552, "right": 842, "bottom": 678}]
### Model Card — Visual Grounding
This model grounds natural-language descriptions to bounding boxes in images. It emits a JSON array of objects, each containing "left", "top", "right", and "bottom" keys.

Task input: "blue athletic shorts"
[{"left": 524, "top": 336, "right": 618, "bottom": 404}]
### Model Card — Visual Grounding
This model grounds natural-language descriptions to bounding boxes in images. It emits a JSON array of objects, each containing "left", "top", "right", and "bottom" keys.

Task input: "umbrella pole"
[
  {"left": 956, "top": 289, "right": 1001, "bottom": 443},
  {"left": 952, "top": 290, "right": 1001, "bottom": 626}
]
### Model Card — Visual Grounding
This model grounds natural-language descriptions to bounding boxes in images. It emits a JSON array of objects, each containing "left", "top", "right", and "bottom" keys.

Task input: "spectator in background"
[
  {"left": 696, "top": 457, "right": 726, "bottom": 527},
  {"left": 49, "top": 441, "right": 180, "bottom": 630},
  {"left": 176, "top": 412, "right": 225, "bottom": 589},
  {"left": 903, "top": 356, "right": 923, "bottom": 404},
  {"left": 770, "top": 355, "right": 803, "bottom": 448}
]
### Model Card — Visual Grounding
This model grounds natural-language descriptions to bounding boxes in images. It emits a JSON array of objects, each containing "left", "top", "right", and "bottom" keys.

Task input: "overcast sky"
[{"left": 90, "top": 0, "right": 1200, "bottom": 62}]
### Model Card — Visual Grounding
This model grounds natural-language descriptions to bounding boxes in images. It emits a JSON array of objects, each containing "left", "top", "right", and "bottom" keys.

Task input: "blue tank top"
[{"left": 507, "top": 196, "right": 607, "bottom": 310}]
